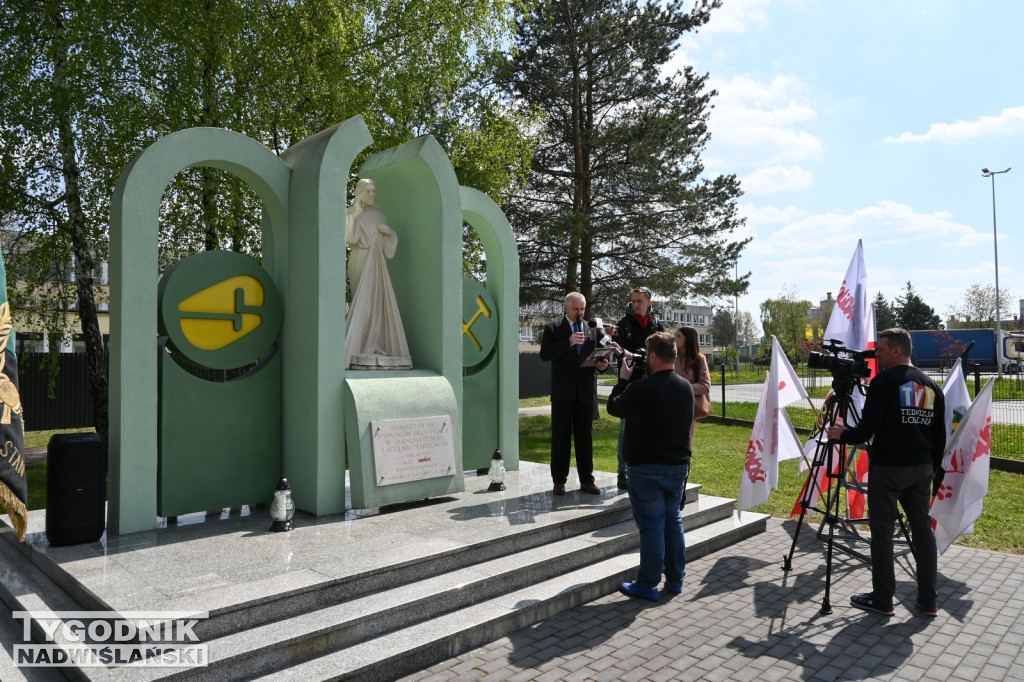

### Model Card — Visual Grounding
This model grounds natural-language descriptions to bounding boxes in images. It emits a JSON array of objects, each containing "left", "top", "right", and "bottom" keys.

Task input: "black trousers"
[
  {"left": 868, "top": 463, "right": 938, "bottom": 606},
  {"left": 550, "top": 399, "right": 595, "bottom": 485}
]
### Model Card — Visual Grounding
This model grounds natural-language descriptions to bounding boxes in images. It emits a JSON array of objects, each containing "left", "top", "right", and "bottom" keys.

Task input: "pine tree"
[
  {"left": 710, "top": 308, "right": 737, "bottom": 347},
  {"left": 873, "top": 291, "right": 898, "bottom": 330},
  {"left": 895, "top": 281, "right": 942, "bottom": 330},
  {"left": 499, "top": 0, "right": 748, "bottom": 315}
]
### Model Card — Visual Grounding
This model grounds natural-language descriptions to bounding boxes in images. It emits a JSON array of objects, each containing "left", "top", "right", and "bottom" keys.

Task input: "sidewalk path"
[{"left": 403, "top": 517, "right": 1024, "bottom": 681}]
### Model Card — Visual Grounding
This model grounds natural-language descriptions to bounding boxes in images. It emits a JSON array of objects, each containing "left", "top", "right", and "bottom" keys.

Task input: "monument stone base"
[{"left": 343, "top": 371, "right": 463, "bottom": 508}]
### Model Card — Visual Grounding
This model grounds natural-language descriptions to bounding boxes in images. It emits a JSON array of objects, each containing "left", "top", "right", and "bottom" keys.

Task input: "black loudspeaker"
[{"left": 46, "top": 433, "right": 107, "bottom": 546}]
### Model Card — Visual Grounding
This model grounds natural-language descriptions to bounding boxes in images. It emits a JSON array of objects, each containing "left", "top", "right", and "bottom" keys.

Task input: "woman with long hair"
[{"left": 673, "top": 326, "right": 710, "bottom": 440}]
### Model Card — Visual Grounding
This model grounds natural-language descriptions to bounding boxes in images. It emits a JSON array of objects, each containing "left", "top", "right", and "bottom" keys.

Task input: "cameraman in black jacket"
[{"left": 827, "top": 328, "right": 946, "bottom": 617}]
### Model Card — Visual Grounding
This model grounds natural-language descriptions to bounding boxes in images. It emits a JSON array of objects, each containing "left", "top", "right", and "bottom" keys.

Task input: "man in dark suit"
[{"left": 540, "top": 292, "right": 610, "bottom": 495}]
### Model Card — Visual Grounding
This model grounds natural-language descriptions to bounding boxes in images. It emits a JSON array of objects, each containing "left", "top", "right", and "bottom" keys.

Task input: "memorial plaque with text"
[{"left": 371, "top": 416, "right": 456, "bottom": 485}]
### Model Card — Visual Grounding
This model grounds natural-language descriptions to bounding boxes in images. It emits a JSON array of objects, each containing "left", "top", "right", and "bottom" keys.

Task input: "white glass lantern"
[
  {"left": 269, "top": 477, "right": 296, "bottom": 532},
  {"left": 487, "top": 450, "right": 506, "bottom": 492}
]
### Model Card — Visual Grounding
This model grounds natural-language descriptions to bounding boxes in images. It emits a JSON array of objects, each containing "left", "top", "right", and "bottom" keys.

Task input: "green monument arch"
[{"left": 108, "top": 118, "right": 519, "bottom": 535}]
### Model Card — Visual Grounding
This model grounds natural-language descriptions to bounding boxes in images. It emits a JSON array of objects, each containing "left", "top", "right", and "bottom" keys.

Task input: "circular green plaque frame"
[{"left": 158, "top": 251, "right": 282, "bottom": 370}]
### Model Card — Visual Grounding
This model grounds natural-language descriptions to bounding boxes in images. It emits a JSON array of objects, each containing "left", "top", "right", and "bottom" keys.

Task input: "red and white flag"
[
  {"left": 739, "top": 337, "right": 805, "bottom": 511},
  {"left": 936, "top": 359, "right": 974, "bottom": 535},
  {"left": 793, "top": 240, "right": 875, "bottom": 517},
  {"left": 772, "top": 333, "right": 809, "bottom": 414},
  {"left": 846, "top": 301, "right": 877, "bottom": 518},
  {"left": 931, "top": 379, "right": 994, "bottom": 554},
  {"left": 823, "top": 239, "right": 870, "bottom": 352},
  {"left": 792, "top": 434, "right": 834, "bottom": 516}
]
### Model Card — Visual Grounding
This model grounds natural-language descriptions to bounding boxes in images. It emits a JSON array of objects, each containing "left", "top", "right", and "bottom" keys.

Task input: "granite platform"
[{"left": 0, "top": 462, "right": 766, "bottom": 680}]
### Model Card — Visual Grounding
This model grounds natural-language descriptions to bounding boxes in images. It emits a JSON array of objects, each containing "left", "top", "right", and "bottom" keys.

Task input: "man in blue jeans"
[
  {"left": 607, "top": 332, "right": 694, "bottom": 600},
  {"left": 611, "top": 286, "right": 665, "bottom": 490}
]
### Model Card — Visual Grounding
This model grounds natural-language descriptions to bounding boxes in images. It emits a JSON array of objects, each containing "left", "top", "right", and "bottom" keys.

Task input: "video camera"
[
  {"left": 625, "top": 348, "right": 647, "bottom": 371},
  {"left": 807, "top": 339, "right": 875, "bottom": 380}
]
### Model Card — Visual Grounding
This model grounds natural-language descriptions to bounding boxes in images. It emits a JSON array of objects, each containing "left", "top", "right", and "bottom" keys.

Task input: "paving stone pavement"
[{"left": 402, "top": 517, "right": 1024, "bottom": 681}]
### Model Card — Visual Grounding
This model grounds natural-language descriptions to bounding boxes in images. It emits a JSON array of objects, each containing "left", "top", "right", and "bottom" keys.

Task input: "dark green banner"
[{"left": 0, "top": 302, "right": 27, "bottom": 541}]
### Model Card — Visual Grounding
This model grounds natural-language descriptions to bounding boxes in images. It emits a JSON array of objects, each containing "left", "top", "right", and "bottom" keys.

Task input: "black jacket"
[
  {"left": 615, "top": 304, "right": 665, "bottom": 380},
  {"left": 616, "top": 304, "right": 665, "bottom": 353},
  {"left": 838, "top": 364, "right": 946, "bottom": 470},
  {"left": 607, "top": 369, "right": 693, "bottom": 466},
  {"left": 540, "top": 316, "right": 605, "bottom": 403}
]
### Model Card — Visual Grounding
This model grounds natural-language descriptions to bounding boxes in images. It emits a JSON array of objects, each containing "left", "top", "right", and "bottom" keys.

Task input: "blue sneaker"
[
  {"left": 619, "top": 582, "right": 660, "bottom": 601},
  {"left": 664, "top": 581, "right": 683, "bottom": 595}
]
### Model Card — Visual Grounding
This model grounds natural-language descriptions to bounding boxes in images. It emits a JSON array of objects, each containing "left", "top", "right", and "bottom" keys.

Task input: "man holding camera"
[
  {"left": 611, "top": 286, "right": 665, "bottom": 490},
  {"left": 607, "top": 332, "right": 693, "bottom": 600},
  {"left": 540, "top": 292, "right": 610, "bottom": 496},
  {"left": 826, "top": 327, "right": 945, "bottom": 617}
]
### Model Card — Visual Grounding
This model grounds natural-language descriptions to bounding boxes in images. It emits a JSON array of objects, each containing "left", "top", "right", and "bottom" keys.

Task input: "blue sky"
[{"left": 676, "top": 0, "right": 1024, "bottom": 327}]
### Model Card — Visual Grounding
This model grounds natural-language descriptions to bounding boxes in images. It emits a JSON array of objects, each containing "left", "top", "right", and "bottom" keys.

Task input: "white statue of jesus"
[{"left": 344, "top": 179, "right": 413, "bottom": 370}]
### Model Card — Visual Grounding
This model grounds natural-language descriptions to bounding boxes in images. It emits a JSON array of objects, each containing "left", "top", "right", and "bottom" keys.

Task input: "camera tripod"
[{"left": 781, "top": 375, "right": 916, "bottom": 615}]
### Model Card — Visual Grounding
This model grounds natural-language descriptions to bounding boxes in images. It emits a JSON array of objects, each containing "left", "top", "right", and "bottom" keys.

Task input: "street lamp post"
[
  {"left": 734, "top": 258, "right": 740, "bottom": 372},
  {"left": 982, "top": 167, "right": 1010, "bottom": 377}
]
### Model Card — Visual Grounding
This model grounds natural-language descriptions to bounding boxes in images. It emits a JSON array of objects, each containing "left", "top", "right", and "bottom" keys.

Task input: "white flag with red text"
[
  {"left": 739, "top": 338, "right": 805, "bottom": 511},
  {"left": 823, "top": 239, "right": 870, "bottom": 352},
  {"left": 930, "top": 379, "right": 993, "bottom": 554},
  {"left": 794, "top": 240, "right": 873, "bottom": 517},
  {"left": 772, "top": 333, "right": 809, "bottom": 418},
  {"left": 846, "top": 301, "right": 877, "bottom": 518}
]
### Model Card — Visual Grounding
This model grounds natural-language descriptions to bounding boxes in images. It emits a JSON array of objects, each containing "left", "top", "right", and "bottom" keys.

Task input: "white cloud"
[
  {"left": 743, "top": 201, "right": 978, "bottom": 259},
  {"left": 700, "top": 0, "right": 774, "bottom": 36},
  {"left": 882, "top": 106, "right": 1024, "bottom": 144},
  {"left": 738, "top": 203, "right": 808, "bottom": 224},
  {"left": 740, "top": 165, "right": 813, "bottom": 195},
  {"left": 735, "top": 200, "right": 1001, "bottom": 318},
  {"left": 705, "top": 74, "right": 822, "bottom": 169},
  {"left": 772, "top": 201, "right": 974, "bottom": 253}
]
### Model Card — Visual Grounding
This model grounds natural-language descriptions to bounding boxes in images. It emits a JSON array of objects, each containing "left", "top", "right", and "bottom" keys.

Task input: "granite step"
[
  {"left": 249, "top": 510, "right": 769, "bottom": 682},
  {"left": 0, "top": 524, "right": 89, "bottom": 682},
  {"left": 2, "top": 484, "right": 651, "bottom": 647},
  {"left": 0, "top": 473, "right": 766, "bottom": 682},
  {"left": 152, "top": 496, "right": 747, "bottom": 681}
]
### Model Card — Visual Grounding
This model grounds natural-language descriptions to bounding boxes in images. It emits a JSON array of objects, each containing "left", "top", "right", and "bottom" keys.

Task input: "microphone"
[{"left": 588, "top": 319, "right": 613, "bottom": 347}]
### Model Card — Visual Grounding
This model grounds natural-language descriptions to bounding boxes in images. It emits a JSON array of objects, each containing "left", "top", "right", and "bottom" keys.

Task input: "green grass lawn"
[
  {"left": 17, "top": 416, "right": 1022, "bottom": 554},
  {"left": 715, "top": 401, "right": 1024, "bottom": 462},
  {"left": 23, "top": 427, "right": 95, "bottom": 450},
  {"left": 520, "top": 409, "right": 1024, "bottom": 555}
]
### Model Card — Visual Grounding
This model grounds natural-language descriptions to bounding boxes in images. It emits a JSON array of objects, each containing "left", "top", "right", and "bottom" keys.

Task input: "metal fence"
[
  {"left": 17, "top": 351, "right": 1023, "bottom": 461},
  {"left": 17, "top": 352, "right": 96, "bottom": 431},
  {"left": 709, "top": 364, "right": 1024, "bottom": 459},
  {"left": 21, "top": 351, "right": 557, "bottom": 430},
  {"left": 519, "top": 352, "right": 551, "bottom": 399}
]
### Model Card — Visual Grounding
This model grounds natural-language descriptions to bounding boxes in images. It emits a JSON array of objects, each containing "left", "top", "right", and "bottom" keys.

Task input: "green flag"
[{"left": 0, "top": 248, "right": 27, "bottom": 541}]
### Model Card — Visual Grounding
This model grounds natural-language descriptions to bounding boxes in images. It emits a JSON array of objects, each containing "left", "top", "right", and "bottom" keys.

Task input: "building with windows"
[
  {"left": 660, "top": 302, "right": 714, "bottom": 354},
  {"left": 517, "top": 301, "right": 563, "bottom": 348},
  {"left": 807, "top": 292, "right": 834, "bottom": 340},
  {"left": 1, "top": 230, "right": 110, "bottom": 354}
]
